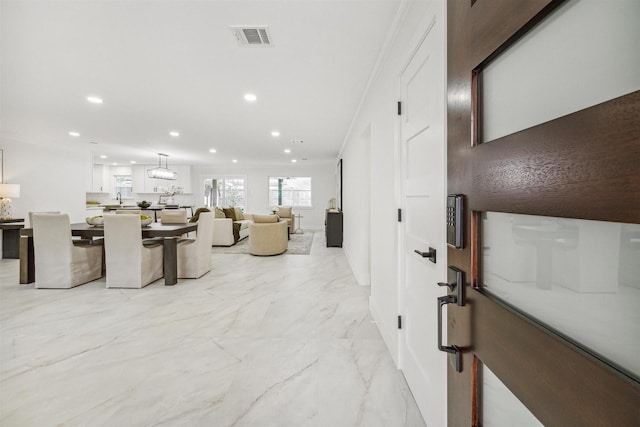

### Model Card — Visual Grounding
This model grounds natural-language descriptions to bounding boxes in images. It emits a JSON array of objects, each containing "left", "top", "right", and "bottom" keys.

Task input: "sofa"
[{"left": 212, "top": 207, "right": 254, "bottom": 246}]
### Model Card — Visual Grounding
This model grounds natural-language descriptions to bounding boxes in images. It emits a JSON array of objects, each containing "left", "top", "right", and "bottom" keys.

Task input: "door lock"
[
  {"left": 437, "top": 265, "right": 464, "bottom": 306},
  {"left": 414, "top": 247, "right": 436, "bottom": 263}
]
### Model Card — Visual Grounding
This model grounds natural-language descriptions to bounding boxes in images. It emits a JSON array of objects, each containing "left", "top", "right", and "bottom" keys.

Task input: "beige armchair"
[
  {"left": 103, "top": 214, "right": 163, "bottom": 288},
  {"left": 249, "top": 216, "right": 288, "bottom": 256},
  {"left": 276, "top": 206, "right": 295, "bottom": 233},
  {"left": 32, "top": 213, "right": 102, "bottom": 289},
  {"left": 177, "top": 212, "right": 215, "bottom": 278}
]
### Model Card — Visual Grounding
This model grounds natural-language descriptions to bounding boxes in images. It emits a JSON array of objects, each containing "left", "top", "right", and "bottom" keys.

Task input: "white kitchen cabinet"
[
  {"left": 131, "top": 165, "right": 146, "bottom": 193},
  {"left": 144, "top": 167, "right": 164, "bottom": 193},
  {"left": 92, "top": 164, "right": 110, "bottom": 193}
]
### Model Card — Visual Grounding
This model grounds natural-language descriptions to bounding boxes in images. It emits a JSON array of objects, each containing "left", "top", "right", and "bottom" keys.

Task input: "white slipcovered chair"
[
  {"left": 28, "top": 211, "right": 60, "bottom": 227},
  {"left": 32, "top": 213, "right": 103, "bottom": 289},
  {"left": 177, "top": 212, "right": 215, "bottom": 278},
  {"left": 161, "top": 209, "right": 187, "bottom": 223},
  {"left": 249, "top": 215, "right": 288, "bottom": 256},
  {"left": 103, "top": 214, "right": 163, "bottom": 288},
  {"left": 115, "top": 209, "right": 141, "bottom": 214}
]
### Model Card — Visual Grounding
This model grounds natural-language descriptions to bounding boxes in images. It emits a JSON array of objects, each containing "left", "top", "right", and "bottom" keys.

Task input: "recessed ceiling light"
[
  {"left": 130, "top": 160, "right": 136, "bottom": 164},
  {"left": 112, "top": 162, "right": 118, "bottom": 166},
  {"left": 284, "top": 149, "right": 291, "bottom": 154},
  {"left": 169, "top": 131, "right": 180, "bottom": 137},
  {"left": 291, "top": 159, "right": 297, "bottom": 163},
  {"left": 99, "top": 155, "right": 107, "bottom": 159},
  {"left": 271, "top": 131, "right": 280, "bottom": 137},
  {"left": 244, "top": 93, "right": 257, "bottom": 102},
  {"left": 68, "top": 131, "right": 80, "bottom": 137},
  {"left": 232, "top": 159, "right": 238, "bottom": 163},
  {"left": 209, "top": 149, "right": 217, "bottom": 153},
  {"left": 87, "top": 96, "right": 103, "bottom": 104}
]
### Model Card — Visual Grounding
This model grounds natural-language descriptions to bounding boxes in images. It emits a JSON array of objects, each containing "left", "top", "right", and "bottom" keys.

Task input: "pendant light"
[{"left": 147, "top": 153, "right": 178, "bottom": 180}]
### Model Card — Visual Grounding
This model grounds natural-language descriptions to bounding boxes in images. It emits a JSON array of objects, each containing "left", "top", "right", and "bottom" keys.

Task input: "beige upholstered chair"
[
  {"left": 32, "top": 213, "right": 103, "bottom": 289},
  {"left": 249, "top": 216, "right": 288, "bottom": 256},
  {"left": 276, "top": 206, "right": 295, "bottom": 233},
  {"left": 115, "top": 209, "right": 141, "bottom": 214},
  {"left": 161, "top": 209, "right": 187, "bottom": 223},
  {"left": 103, "top": 214, "right": 163, "bottom": 288},
  {"left": 177, "top": 212, "right": 215, "bottom": 278}
]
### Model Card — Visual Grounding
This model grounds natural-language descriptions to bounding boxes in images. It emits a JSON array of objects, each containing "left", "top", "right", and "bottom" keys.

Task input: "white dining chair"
[
  {"left": 32, "top": 213, "right": 103, "bottom": 289},
  {"left": 28, "top": 211, "right": 60, "bottom": 227},
  {"left": 161, "top": 209, "right": 187, "bottom": 223},
  {"left": 177, "top": 212, "right": 215, "bottom": 278},
  {"left": 115, "top": 209, "right": 141, "bottom": 214},
  {"left": 103, "top": 214, "right": 163, "bottom": 288}
]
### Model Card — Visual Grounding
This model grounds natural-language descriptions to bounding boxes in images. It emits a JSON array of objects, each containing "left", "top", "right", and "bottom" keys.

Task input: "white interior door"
[{"left": 398, "top": 9, "right": 447, "bottom": 427}]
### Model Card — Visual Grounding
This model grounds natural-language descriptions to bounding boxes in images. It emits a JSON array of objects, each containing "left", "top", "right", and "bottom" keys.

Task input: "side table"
[
  {"left": 294, "top": 214, "right": 304, "bottom": 234},
  {"left": 0, "top": 218, "right": 25, "bottom": 259}
]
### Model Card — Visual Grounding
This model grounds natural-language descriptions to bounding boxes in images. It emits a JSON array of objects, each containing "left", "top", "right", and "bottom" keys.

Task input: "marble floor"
[{"left": 0, "top": 232, "right": 427, "bottom": 427}]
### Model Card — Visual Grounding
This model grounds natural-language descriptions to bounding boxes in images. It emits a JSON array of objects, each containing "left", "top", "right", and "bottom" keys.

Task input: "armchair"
[{"left": 276, "top": 206, "right": 295, "bottom": 234}]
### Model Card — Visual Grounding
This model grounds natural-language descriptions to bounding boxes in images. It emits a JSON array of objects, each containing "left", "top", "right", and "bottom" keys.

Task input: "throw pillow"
[
  {"left": 234, "top": 207, "right": 244, "bottom": 220},
  {"left": 253, "top": 214, "right": 279, "bottom": 223},
  {"left": 222, "top": 207, "right": 237, "bottom": 221},
  {"left": 278, "top": 206, "right": 292, "bottom": 218},
  {"left": 214, "top": 207, "right": 226, "bottom": 218}
]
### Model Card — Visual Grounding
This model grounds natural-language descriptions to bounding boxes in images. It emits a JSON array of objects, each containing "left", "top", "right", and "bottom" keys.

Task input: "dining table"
[{"left": 19, "top": 222, "right": 198, "bottom": 286}]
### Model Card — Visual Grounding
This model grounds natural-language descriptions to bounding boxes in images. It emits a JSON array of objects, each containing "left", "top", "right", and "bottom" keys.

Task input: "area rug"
[{"left": 212, "top": 232, "right": 315, "bottom": 255}]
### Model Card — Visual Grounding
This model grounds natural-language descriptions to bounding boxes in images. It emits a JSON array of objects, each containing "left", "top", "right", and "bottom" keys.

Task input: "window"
[
  {"left": 203, "top": 177, "right": 245, "bottom": 208},
  {"left": 114, "top": 175, "right": 132, "bottom": 198},
  {"left": 268, "top": 176, "right": 312, "bottom": 208}
]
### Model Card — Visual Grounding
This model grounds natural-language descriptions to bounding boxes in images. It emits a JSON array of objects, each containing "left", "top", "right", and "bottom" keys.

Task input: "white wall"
[
  {"left": 192, "top": 162, "right": 335, "bottom": 230},
  {"left": 339, "top": 0, "right": 441, "bottom": 364},
  {"left": 341, "top": 125, "right": 371, "bottom": 287},
  {"left": 1, "top": 140, "right": 90, "bottom": 223}
]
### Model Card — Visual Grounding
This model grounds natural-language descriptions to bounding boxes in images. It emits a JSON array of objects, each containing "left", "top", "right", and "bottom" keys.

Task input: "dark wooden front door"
[{"left": 446, "top": 1, "right": 640, "bottom": 425}]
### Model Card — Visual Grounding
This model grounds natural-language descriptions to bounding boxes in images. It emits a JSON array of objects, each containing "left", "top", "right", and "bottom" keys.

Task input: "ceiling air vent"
[{"left": 230, "top": 26, "right": 272, "bottom": 46}]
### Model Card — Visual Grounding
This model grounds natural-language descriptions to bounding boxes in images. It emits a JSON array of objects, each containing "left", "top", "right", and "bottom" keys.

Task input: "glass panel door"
[{"left": 482, "top": 212, "right": 640, "bottom": 379}]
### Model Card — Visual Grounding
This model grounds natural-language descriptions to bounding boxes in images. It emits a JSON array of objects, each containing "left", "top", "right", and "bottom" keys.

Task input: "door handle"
[
  {"left": 414, "top": 247, "right": 436, "bottom": 263},
  {"left": 438, "top": 295, "right": 462, "bottom": 372}
]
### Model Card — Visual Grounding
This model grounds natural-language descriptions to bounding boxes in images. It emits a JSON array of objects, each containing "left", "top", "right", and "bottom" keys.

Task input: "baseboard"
[
  {"left": 369, "top": 295, "right": 399, "bottom": 367},
  {"left": 343, "top": 244, "right": 371, "bottom": 287}
]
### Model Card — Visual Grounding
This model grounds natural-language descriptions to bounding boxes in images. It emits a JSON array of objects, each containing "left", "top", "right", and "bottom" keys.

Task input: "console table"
[
  {"left": 0, "top": 218, "right": 25, "bottom": 259},
  {"left": 325, "top": 210, "right": 343, "bottom": 247}
]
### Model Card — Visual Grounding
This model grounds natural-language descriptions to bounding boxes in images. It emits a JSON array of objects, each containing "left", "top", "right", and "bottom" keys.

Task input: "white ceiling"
[{"left": 0, "top": 0, "right": 401, "bottom": 167}]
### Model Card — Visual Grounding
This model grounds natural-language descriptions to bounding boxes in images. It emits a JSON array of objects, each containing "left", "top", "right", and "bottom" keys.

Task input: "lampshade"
[{"left": 0, "top": 183, "right": 20, "bottom": 198}]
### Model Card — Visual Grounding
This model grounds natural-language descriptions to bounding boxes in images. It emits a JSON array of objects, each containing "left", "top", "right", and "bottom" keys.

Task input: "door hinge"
[
  {"left": 398, "top": 208, "right": 402, "bottom": 222},
  {"left": 398, "top": 315, "right": 402, "bottom": 329},
  {"left": 397, "top": 101, "right": 402, "bottom": 116}
]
